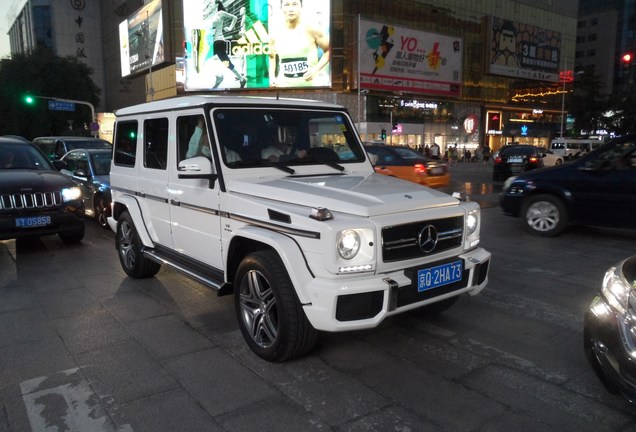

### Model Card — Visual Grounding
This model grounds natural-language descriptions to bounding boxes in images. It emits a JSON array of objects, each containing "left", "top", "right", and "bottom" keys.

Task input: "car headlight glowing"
[
  {"left": 602, "top": 266, "right": 631, "bottom": 316},
  {"left": 62, "top": 186, "right": 82, "bottom": 202},
  {"left": 466, "top": 210, "right": 479, "bottom": 236},
  {"left": 337, "top": 229, "right": 360, "bottom": 260}
]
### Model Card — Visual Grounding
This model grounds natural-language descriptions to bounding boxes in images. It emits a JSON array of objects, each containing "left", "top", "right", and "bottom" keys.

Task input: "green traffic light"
[{"left": 24, "top": 95, "right": 35, "bottom": 104}]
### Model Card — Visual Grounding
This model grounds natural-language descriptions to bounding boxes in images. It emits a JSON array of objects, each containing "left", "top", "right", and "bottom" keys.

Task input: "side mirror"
[
  {"left": 52, "top": 159, "right": 68, "bottom": 170},
  {"left": 178, "top": 156, "right": 218, "bottom": 188}
]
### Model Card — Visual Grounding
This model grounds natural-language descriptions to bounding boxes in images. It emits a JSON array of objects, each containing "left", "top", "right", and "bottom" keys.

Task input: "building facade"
[{"left": 8, "top": 0, "right": 579, "bottom": 153}]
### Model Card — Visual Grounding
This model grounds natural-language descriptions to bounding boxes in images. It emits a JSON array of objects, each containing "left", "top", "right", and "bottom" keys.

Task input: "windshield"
[
  {"left": 211, "top": 108, "right": 366, "bottom": 169},
  {"left": 0, "top": 143, "right": 54, "bottom": 170}
]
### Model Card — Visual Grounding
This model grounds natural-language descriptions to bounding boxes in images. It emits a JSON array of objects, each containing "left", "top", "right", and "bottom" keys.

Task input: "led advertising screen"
[
  {"left": 183, "top": 0, "right": 331, "bottom": 91},
  {"left": 487, "top": 16, "right": 561, "bottom": 82},
  {"left": 119, "top": 0, "right": 164, "bottom": 77},
  {"left": 359, "top": 19, "right": 463, "bottom": 97}
]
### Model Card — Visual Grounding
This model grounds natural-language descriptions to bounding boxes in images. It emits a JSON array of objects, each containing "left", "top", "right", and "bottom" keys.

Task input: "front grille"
[
  {"left": 0, "top": 192, "right": 62, "bottom": 210},
  {"left": 382, "top": 216, "right": 463, "bottom": 262}
]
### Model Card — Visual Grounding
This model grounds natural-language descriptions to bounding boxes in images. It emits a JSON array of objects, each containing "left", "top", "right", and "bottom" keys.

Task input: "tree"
[
  {"left": 0, "top": 47, "right": 101, "bottom": 139},
  {"left": 569, "top": 65, "right": 606, "bottom": 136}
]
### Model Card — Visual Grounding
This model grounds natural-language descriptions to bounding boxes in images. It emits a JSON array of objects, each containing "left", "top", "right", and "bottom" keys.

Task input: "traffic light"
[
  {"left": 622, "top": 53, "right": 633, "bottom": 67},
  {"left": 24, "top": 95, "right": 35, "bottom": 105},
  {"left": 381, "top": 128, "right": 386, "bottom": 140}
]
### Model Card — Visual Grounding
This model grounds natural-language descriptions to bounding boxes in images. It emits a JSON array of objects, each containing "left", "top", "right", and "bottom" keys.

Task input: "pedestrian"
[
  {"left": 482, "top": 144, "right": 491, "bottom": 164},
  {"left": 430, "top": 142, "right": 440, "bottom": 160},
  {"left": 450, "top": 145, "right": 459, "bottom": 166}
]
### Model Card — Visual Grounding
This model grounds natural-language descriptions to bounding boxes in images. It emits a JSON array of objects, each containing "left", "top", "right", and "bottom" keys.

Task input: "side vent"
[{"left": 268, "top": 209, "right": 291, "bottom": 224}]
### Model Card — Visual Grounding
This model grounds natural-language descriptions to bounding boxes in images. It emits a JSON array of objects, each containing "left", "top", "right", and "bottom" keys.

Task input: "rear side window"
[
  {"left": 114, "top": 121, "right": 138, "bottom": 167},
  {"left": 144, "top": 118, "right": 168, "bottom": 170}
]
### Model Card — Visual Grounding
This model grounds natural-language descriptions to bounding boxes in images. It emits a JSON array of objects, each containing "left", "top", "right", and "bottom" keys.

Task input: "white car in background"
[{"left": 540, "top": 148, "right": 564, "bottom": 167}]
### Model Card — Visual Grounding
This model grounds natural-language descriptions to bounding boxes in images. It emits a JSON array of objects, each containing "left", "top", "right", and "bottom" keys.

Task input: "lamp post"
[{"left": 560, "top": 58, "right": 567, "bottom": 138}]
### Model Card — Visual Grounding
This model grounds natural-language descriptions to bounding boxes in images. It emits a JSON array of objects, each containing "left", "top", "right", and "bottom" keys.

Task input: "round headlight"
[
  {"left": 466, "top": 210, "right": 478, "bottom": 236},
  {"left": 337, "top": 230, "right": 360, "bottom": 260}
]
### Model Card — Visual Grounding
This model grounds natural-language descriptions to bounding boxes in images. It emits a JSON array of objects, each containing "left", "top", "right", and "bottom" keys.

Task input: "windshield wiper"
[
  {"left": 302, "top": 155, "right": 345, "bottom": 171},
  {"left": 232, "top": 159, "right": 295, "bottom": 174}
]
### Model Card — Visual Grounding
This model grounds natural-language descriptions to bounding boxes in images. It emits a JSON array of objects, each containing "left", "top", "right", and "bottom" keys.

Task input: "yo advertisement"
[
  {"left": 119, "top": 0, "right": 164, "bottom": 77},
  {"left": 359, "top": 18, "right": 463, "bottom": 97},
  {"left": 182, "top": 0, "right": 331, "bottom": 91}
]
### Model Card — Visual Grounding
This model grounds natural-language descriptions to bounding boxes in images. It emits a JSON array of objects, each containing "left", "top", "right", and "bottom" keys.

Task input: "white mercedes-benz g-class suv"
[{"left": 108, "top": 95, "right": 491, "bottom": 362}]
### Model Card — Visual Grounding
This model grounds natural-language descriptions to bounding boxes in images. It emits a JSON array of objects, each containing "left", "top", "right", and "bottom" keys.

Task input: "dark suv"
[{"left": 0, "top": 136, "right": 85, "bottom": 243}]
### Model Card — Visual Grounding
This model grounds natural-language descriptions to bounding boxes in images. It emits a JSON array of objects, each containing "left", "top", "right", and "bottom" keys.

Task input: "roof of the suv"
[{"left": 115, "top": 95, "right": 346, "bottom": 116}]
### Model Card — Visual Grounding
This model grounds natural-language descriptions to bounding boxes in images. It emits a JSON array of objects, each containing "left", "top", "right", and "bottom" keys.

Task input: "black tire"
[
  {"left": 59, "top": 224, "right": 85, "bottom": 244},
  {"left": 418, "top": 296, "right": 459, "bottom": 315},
  {"left": 94, "top": 195, "right": 111, "bottom": 229},
  {"left": 555, "top": 158, "right": 563, "bottom": 166},
  {"left": 234, "top": 250, "right": 318, "bottom": 362},
  {"left": 522, "top": 194, "right": 567, "bottom": 237},
  {"left": 116, "top": 211, "right": 161, "bottom": 278}
]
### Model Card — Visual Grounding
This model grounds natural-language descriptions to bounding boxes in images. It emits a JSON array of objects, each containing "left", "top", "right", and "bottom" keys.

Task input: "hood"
[
  {"left": 226, "top": 173, "right": 458, "bottom": 217},
  {"left": 0, "top": 169, "right": 77, "bottom": 193}
]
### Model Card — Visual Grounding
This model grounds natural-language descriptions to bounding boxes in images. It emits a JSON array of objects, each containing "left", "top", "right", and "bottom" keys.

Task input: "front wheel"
[
  {"left": 94, "top": 196, "right": 111, "bottom": 229},
  {"left": 522, "top": 194, "right": 567, "bottom": 236},
  {"left": 234, "top": 250, "right": 318, "bottom": 362},
  {"left": 116, "top": 211, "right": 161, "bottom": 278}
]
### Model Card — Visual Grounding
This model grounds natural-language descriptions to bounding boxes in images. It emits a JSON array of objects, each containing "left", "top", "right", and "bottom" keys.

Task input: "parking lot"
[{"left": 1, "top": 163, "right": 635, "bottom": 431}]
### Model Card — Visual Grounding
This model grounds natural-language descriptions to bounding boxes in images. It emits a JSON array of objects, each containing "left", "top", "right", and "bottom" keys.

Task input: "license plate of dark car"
[
  {"left": 15, "top": 216, "right": 52, "bottom": 228},
  {"left": 508, "top": 156, "right": 523, "bottom": 163},
  {"left": 417, "top": 260, "right": 463, "bottom": 292}
]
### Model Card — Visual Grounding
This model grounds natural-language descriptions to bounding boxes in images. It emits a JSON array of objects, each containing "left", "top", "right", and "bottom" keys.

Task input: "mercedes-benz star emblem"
[{"left": 417, "top": 225, "right": 438, "bottom": 253}]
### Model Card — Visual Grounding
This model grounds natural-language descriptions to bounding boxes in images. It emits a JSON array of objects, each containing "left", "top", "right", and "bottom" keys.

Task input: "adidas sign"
[{"left": 233, "top": 21, "right": 271, "bottom": 56}]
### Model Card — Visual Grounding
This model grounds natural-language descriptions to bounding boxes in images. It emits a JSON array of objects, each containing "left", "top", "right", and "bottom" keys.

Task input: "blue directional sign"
[{"left": 48, "top": 100, "right": 75, "bottom": 112}]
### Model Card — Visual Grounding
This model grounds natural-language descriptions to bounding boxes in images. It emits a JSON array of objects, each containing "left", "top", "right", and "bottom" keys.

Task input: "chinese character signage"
[
  {"left": 359, "top": 19, "right": 463, "bottom": 97},
  {"left": 182, "top": 0, "right": 331, "bottom": 91},
  {"left": 119, "top": 0, "right": 164, "bottom": 77},
  {"left": 487, "top": 16, "right": 561, "bottom": 82}
]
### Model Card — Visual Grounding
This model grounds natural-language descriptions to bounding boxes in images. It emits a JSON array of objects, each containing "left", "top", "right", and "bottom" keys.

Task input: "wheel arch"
[
  {"left": 111, "top": 195, "right": 154, "bottom": 247},
  {"left": 225, "top": 225, "right": 315, "bottom": 304}
]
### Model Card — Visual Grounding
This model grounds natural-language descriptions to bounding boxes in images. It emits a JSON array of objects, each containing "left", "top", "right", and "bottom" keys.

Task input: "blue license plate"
[
  {"left": 417, "top": 260, "right": 463, "bottom": 292},
  {"left": 15, "top": 216, "right": 52, "bottom": 228}
]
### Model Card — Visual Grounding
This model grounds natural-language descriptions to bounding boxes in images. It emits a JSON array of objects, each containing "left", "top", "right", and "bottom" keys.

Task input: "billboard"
[
  {"left": 119, "top": 0, "right": 165, "bottom": 77},
  {"left": 487, "top": 16, "right": 561, "bottom": 82},
  {"left": 359, "top": 19, "right": 463, "bottom": 97},
  {"left": 182, "top": 0, "right": 331, "bottom": 91}
]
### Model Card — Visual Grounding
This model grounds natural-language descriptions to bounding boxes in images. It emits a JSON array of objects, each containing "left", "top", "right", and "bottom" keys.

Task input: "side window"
[
  {"left": 114, "top": 120, "right": 138, "bottom": 167},
  {"left": 177, "top": 114, "right": 207, "bottom": 163},
  {"left": 64, "top": 152, "right": 79, "bottom": 171},
  {"left": 144, "top": 118, "right": 168, "bottom": 170}
]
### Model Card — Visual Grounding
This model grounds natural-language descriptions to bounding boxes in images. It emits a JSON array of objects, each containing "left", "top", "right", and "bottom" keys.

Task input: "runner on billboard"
[
  {"left": 191, "top": 0, "right": 247, "bottom": 88},
  {"left": 268, "top": 0, "right": 330, "bottom": 87}
]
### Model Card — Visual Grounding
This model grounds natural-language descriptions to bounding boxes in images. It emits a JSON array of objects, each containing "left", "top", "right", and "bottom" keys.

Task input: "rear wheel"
[
  {"left": 116, "top": 211, "right": 160, "bottom": 278},
  {"left": 555, "top": 158, "right": 563, "bottom": 166},
  {"left": 235, "top": 250, "right": 318, "bottom": 362},
  {"left": 94, "top": 196, "right": 111, "bottom": 229},
  {"left": 522, "top": 194, "right": 567, "bottom": 236}
]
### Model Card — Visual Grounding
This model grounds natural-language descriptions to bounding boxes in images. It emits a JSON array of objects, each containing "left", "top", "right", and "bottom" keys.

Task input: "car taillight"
[
  {"left": 414, "top": 163, "right": 426, "bottom": 174},
  {"left": 529, "top": 156, "right": 539, "bottom": 163},
  {"left": 494, "top": 156, "right": 502, "bottom": 164}
]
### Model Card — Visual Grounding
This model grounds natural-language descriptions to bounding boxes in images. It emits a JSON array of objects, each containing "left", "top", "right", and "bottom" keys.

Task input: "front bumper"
[
  {"left": 499, "top": 192, "right": 524, "bottom": 216},
  {"left": 584, "top": 295, "right": 636, "bottom": 404},
  {"left": 0, "top": 205, "right": 84, "bottom": 241},
  {"left": 302, "top": 247, "right": 491, "bottom": 332}
]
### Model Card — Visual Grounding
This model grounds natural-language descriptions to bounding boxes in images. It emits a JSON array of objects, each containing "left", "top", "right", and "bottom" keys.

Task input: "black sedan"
[
  {"left": 500, "top": 134, "right": 636, "bottom": 236},
  {"left": 0, "top": 136, "right": 85, "bottom": 243},
  {"left": 60, "top": 148, "right": 112, "bottom": 228},
  {"left": 492, "top": 144, "right": 544, "bottom": 181},
  {"left": 584, "top": 255, "right": 636, "bottom": 405}
]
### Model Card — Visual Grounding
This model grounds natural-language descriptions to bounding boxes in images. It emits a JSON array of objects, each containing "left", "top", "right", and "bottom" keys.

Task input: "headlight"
[
  {"left": 602, "top": 265, "right": 631, "bottom": 316},
  {"left": 466, "top": 210, "right": 479, "bottom": 236},
  {"left": 337, "top": 229, "right": 360, "bottom": 260},
  {"left": 62, "top": 186, "right": 82, "bottom": 202}
]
